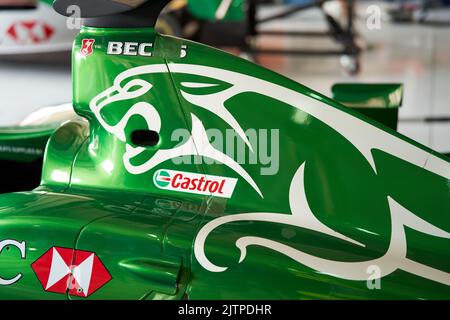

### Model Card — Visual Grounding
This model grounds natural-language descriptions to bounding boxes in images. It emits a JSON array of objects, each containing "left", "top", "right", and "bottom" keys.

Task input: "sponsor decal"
[
  {"left": 153, "top": 169, "right": 237, "bottom": 198},
  {"left": 0, "top": 145, "right": 43, "bottom": 156},
  {"left": 180, "top": 44, "right": 187, "bottom": 58},
  {"left": 89, "top": 64, "right": 263, "bottom": 197},
  {"left": 80, "top": 38, "right": 95, "bottom": 56},
  {"left": 107, "top": 41, "right": 153, "bottom": 56},
  {"left": 32, "top": 247, "right": 111, "bottom": 297},
  {"left": 6, "top": 21, "right": 54, "bottom": 44},
  {"left": 0, "top": 240, "right": 26, "bottom": 286}
]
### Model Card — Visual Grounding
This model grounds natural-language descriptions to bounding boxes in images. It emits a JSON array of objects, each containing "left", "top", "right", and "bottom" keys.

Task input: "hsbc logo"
[
  {"left": 107, "top": 41, "right": 153, "bottom": 57},
  {"left": 32, "top": 247, "right": 111, "bottom": 297},
  {"left": 6, "top": 21, "right": 54, "bottom": 44},
  {"left": 153, "top": 169, "right": 237, "bottom": 198},
  {"left": 0, "top": 240, "right": 26, "bottom": 286}
]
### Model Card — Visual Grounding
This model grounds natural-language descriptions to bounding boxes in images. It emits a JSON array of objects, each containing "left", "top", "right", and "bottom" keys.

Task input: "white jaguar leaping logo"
[
  {"left": 90, "top": 63, "right": 450, "bottom": 181},
  {"left": 194, "top": 161, "right": 450, "bottom": 285},
  {"left": 89, "top": 63, "right": 450, "bottom": 285},
  {"left": 89, "top": 64, "right": 263, "bottom": 197}
]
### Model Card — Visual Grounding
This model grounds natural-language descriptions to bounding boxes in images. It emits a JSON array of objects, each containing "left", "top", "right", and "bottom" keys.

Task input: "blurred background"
[{"left": 1, "top": 0, "right": 449, "bottom": 154}]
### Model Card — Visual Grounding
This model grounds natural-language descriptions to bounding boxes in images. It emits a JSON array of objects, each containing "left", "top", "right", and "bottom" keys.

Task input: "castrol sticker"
[{"left": 153, "top": 169, "right": 237, "bottom": 198}]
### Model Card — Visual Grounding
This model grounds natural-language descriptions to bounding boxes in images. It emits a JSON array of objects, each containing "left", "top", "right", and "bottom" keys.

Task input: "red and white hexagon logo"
[
  {"left": 6, "top": 20, "right": 54, "bottom": 44},
  {"left": 31, "top": 247, "right": 112, "bottom": 297}
]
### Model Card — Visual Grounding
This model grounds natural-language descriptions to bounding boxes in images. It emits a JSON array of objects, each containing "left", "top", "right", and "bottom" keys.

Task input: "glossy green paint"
[
  {"left": 40, "top": 120, "right": 89, "bottom": 192},
  {"left": 0, "top": 125, "right": 56, "bottom": 163},
  {"left": 187, "top": 0, "right": 245, "bottom": 21},
  {"left": 332, "top": 83, "right": 404, "bottom": 109},
  {"left": 0, "top": 19, "right": 449, "bottom": 300},
  {"left": 0, "top": 124, "right": 60, "bottom": 194},
  {"left": 40, "top": 0, "right": 54, "bottom": 5},
  {"left": 332, "top": 83, "right": 403, "bottom": 130}
]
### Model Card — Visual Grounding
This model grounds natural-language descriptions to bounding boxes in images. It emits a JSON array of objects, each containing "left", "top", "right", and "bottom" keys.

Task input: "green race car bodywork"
[
  {"left": 0, "top": 104, "right": 78, "bottom": 194},
  {"left": 332, "top": 83, "right": 403, "bottom": 131},
  {"left": 0, "top": 125, "right": 53, "bottom": 194},
  {"left": 0, "top": 0, "right": 449, "bottom": 300},
  {"left": 187, "top": 0, "right": 245, "bottom": 21}
]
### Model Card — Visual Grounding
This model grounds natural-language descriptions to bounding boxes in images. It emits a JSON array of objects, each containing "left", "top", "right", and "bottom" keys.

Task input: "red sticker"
[
  {"left": 80, "top": 39, "right": 95, "bottom": 56},
  {"left": 6, "top": 20, "right": 54, "bottom": 43},
  {"left": 32, "top": 246, "right": 111, "bottom": 297}
]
